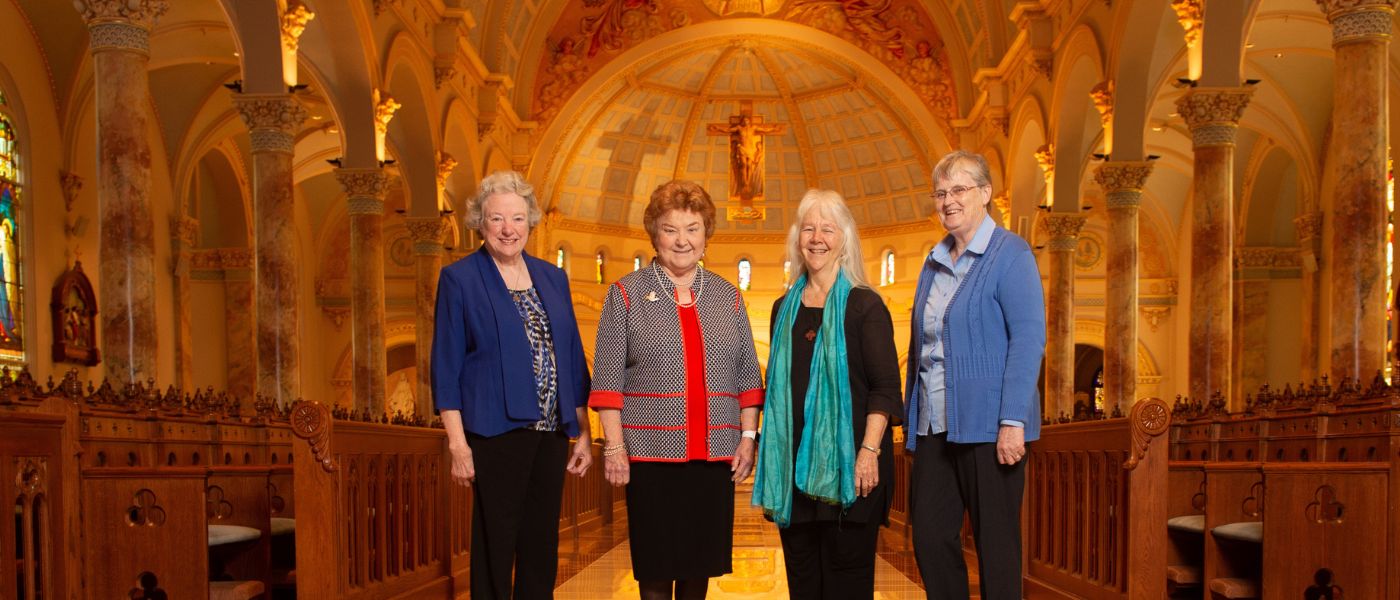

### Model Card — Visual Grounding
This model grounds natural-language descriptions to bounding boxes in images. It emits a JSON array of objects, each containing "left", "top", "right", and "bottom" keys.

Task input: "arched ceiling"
[{"left": 547, "top": 38, "right": 938, "bottom": 232}]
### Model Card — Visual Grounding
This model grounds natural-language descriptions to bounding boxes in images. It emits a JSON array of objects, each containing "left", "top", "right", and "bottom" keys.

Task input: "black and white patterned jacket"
[{"left": 588, "top": 263, "right": 764, "bottom": 461}]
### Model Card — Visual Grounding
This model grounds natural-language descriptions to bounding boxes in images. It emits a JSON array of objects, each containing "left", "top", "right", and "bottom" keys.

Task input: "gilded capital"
[
  {"left": 1318, "top": 0, "right": 1396, "bottom": 43},
  {"left": 74, "top": 0, "right": 168, "bottom": 26},
  {"left": 1034, "top": 144, "right": 1055, "bottom": 180},
  {"left": 1176, "top": 88, "right": 1251, "bottom": 147},
  {"left": 992, "top": 193, "right": 1012, "bottom": 228},
  {"left": 1170, "top": 0, "right": 1204, "bottom": 47},
  {"left": 373, "top": 89, "right": 401, "bottom": 137},
  {"left": 1042, "top": 213, "right": 1087, "bottom": 247},
  {"left": 405, "top": 217, "right": 447, "bottom": 255},
  {"left": 335, "top": 167, "right": 389, "bottom": 206},
  {"left": 281, "top": 2, "right": 316, "bottom": 53},
  {"left": 1094, "top": 161, "right": 1153, "bottom": 193},
  {"left": 234, "top": 94, "right": 308, "bottom": 133}
]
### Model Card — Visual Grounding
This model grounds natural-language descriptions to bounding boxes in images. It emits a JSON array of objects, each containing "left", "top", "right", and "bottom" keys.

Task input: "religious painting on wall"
[{"left": 50, "top": 261, "right": 100, "bottom": 366}]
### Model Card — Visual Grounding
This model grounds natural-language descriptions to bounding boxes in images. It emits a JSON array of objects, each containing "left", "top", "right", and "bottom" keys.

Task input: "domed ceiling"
[{"left": 546, "top": 40, "right": 943, "bottom": 233}]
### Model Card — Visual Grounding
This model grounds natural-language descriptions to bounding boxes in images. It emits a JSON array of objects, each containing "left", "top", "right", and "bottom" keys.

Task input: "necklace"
[
  {"left": 497, "top": 260, "right": 527, "bottom": 290},
  {"left": 652, "top": 262, "right": 704, "bottom": 308}
]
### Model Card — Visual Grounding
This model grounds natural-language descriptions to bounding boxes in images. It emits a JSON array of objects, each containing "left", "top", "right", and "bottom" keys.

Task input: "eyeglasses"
[{"left": 932, "top": 184, "right": 987, "bottom": 202}]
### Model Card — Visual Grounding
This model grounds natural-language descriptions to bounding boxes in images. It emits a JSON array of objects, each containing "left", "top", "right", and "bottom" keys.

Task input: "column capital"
[
  {"left": 281, "top": 2, "right": 316, "bottom": 53},
  {"left": 335, "top": 168, "right": 389, "bottom": 215},
  {"left": 1042, "top": 213, "right": 1086, "bottom": 251},
  {"left": 1318, "top": 1, "right": 1396, "bottom": 44},
  {"left": 405, "top": 217, "right": 447, "bottom": 256},
  {"left": 234, "top": 94, "right": 307, "bottom": 153},
  {"left": 1176, "top": 88, "right": 1252, "bottom": 147},
  {"left": 1294, "top": 210, "right": 1325, "bottom": 242},
  {"left": 76, "top": 0, "right": 167, "bottom": 52},
  {"left": 1170, "top": 0, "right": 1204, "bottom": 48},
  {"left": 1094, "top": 161, "right": 1154, "bottom": 209},
  {"left": 1090, "top": 80, "right": 1114, "bottom": 127},
  {"left": 436, "top": 152, "right": 458, "bottom": 190}
]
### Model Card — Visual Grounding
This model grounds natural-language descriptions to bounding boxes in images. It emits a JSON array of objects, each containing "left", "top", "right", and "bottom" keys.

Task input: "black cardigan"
[{"left": 768, "top": 286, "right": 904, "bottom": 525}]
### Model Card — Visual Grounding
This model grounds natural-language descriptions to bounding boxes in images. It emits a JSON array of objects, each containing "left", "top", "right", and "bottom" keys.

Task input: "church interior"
[{"left": 4, "top": 0, "right": 1400, "bottom": 598}]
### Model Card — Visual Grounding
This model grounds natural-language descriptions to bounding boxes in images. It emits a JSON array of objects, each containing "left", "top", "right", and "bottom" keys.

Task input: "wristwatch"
[{"left": 741, "top": 430, "right": 758, "bottom": 440}]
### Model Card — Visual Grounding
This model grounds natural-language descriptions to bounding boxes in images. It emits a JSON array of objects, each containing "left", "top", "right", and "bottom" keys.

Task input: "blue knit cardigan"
[{"left": 904, "top": 227, "right": 1047, "bottom": 448}]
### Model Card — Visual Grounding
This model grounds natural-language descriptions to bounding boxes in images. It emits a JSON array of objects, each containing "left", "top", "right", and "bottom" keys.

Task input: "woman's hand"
[
  {"left": 449, "top": 443, "right": 475, "bottom": 487},
  {"left": 855, "top": 448, "right": 879, "bottom": 497},
  {"left": 604, "top": 450, "right": 630, "bottom": 486},
  {"left": 731, "top": 437, "right": 756, "bottom": 482},
  {"left": 996, "top": 424, "right": 1026, "bottom": 465},
  {"left": 566, "top": 436, "right": 593, "bottom": 477}
]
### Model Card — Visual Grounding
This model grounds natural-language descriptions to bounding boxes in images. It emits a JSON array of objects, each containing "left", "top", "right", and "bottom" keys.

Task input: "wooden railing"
[{"left": 1024, "top": 398, "right": 1170, "bottom": 599}]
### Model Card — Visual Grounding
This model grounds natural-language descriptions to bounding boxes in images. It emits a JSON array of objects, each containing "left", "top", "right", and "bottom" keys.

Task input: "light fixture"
[
  {"left": 1274, "top": 52, "right": 1283, "bottom": 58},
  {"left": 1151, "top": 125, "right": 1164, "bottom": 132}
]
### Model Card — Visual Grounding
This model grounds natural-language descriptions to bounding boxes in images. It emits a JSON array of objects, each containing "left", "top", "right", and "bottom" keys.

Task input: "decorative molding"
[
  {"left": 1190, "top": 124, "right": 1239, "bottom": 147},
  {"left": 992, "top": 193, "right": 1012, "bottom": 228},
  {"left": 1170, "top": 0, "right": 1204, "bottom": 48},
  {"left": 87, "top": 21, "right": 152, "bottom": 52},
  {"left": 435, "top": 152, "right": 458, "bottom": 190},
  {"left": 171, "top": 215, "right": 198, "bottom": 247},
  {"left": 280, "top": 2, "right": 315, "bottom": 53},
  {"left": 433, "top": 65, "right": 456, "bottom": 90},
  {"left": 233, "top": 95, "right": 308, "bottom": 141},
  {"left": 1236, "top": 246, "right": 1302, "bottom": 269},
  {"left": 1305, "top": 485, "right": 1346, "bottom": 523},
  {"left": 1123, "top": 397, "right": 1170, "bottom": 471},
  {"left": 1034, "top": 144, "right": 1055, "bottom": 181},
  {"left": 373, "top": 89, "right": 400, "bottom": 139},
  {"left": 1328, "top": 5, "right": 1395, "bottom": 43},
  {"left": 1090, "top": 80, "right": 1114, "bottom": 128},
  {"left": 291, "top": 400, "right": 337, "bottom": 473},
  {"left": 14, "top": 456, "right": 47, "bottom": 498},
  {"left": 1093, "top": 161, "right": 1153, "bottom": 194},
  {"left": 1294, "top": 211, "right": 1324, "bottom": 243},
  {"left": 1141, "top": 306, "right": 1172, "bottom": 332},
  {"left": 1041, "top": 213, "right": 1086, "bottom": 243},
  {"left": 405, "top": 217, "right": 446, "bottom": 256},
  {"left": 125, "top": 489, "right": 167, "bottom": 526},
  {"left": 321, "top": 306, "right": 350, "bottom": 330}
]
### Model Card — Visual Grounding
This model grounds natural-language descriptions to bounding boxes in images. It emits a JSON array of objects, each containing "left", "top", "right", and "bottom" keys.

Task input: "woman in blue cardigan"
[
  {"left": 905, "top": 151, "right": 1046, "bottom": 600},
  {"left": 431, "top": 170, "right": 592, "bottom": 600}
]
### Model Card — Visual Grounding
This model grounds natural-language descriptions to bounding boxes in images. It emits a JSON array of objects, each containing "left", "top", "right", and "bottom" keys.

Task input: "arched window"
[
  {"left": 783, "top": 260, "right": 792, "bottom": 288},
  {"left": 880, "top": 250, "right": 895, "bottom": 286},
  {"left": 0, "top": 102, "right": 25, "bottom": 364},
  {"left": 633, "top": 255, "right": 643, "bottom": 272},
  {"left": 737, "top": 258, "right": 752, "bottom": 291},
  {"left": 595, "top": 251, "right": 605, "bottom": 284},
  {"left": 555, "top": 246, "right": 567, "bottom": 271}
]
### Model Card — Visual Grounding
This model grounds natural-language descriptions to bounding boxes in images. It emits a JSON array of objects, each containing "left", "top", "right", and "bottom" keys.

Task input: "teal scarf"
[{"left": 753, "top": 270, "right": 856, "bottom": 527}]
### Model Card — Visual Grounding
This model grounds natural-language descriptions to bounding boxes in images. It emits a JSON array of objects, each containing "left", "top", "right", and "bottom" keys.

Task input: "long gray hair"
[{"left": 784, "top": 189, "right": 871, "bottom": 289}]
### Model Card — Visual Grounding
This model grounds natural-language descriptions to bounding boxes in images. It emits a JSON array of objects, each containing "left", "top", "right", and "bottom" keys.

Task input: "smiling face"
[
  {"left": 652, "top": 209, "right": 707, "bottom": 275},
  {"left": 479, "top": 192, "right": 531, "bottom": 261},
  {"left": 933, "top": 167, "right": 991, "bottom": 240},
  {"left": 798, "top": 208, "right": 844, "bottom": 279}
]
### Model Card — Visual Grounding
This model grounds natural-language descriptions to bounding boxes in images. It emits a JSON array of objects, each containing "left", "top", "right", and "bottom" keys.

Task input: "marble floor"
[{"left": 551, "top": 483, "right": 952, "bottom": 598}]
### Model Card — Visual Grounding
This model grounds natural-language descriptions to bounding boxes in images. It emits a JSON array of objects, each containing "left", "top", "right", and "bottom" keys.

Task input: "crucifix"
[{"left": 706, "top": 101, "right": 786, "bottom": 220}]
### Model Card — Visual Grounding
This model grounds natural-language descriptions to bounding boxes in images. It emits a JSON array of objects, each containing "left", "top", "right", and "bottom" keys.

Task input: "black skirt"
[{"left": 625, "top": 460, "right": 735, "bottom": 580}]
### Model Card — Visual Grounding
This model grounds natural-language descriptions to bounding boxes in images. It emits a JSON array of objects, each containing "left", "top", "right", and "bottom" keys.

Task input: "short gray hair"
[
  {"left": 785, "top": 189, "right": 871, "bottom": 289},
  {"left": 932, "top": 150, "right": 992, "bottom": 191},
  {"left": 464, "top": 170, "right": 542, "bottom": 230}
]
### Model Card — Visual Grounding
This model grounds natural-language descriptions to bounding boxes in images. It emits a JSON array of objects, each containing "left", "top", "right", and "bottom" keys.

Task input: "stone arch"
[
  {"left": 1049, "top": 25, "right": 1106, "bottom": 212},
  {"left": 384, "top": 34, "right": 440, "bottom": 217},
  {"left": 1007, "top": 96, "right": 1049, "bottom": 226},
  {"left": 296, "top": 0, "right": 379, "bottom": 166}
]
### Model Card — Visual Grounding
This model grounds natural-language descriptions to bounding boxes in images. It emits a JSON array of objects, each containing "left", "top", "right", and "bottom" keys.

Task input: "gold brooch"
[{"left": 645, "top": 291, "right": 659, "bottom": 302}]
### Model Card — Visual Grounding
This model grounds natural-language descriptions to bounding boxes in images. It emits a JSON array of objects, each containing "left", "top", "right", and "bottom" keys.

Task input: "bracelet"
[
  {"left": 741, "top": 430, "right": 758, "bottom": 440},
  {"left": 602, "top": 443, "right": 626, "bottom": 457},
  {"left": 859, "top": 443, "right": 881, "bottom": 455}
]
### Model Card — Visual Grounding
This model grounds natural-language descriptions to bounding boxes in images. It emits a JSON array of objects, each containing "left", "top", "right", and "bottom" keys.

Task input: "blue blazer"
[{"left": 431, "top": 248, "right": 590, "bottom": 438}]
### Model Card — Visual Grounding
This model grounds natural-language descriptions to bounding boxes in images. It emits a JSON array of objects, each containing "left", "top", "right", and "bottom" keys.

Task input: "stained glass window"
[
  {"left": 556, "top": 246, "right": 566, "bottom": 271},
  {"left": 633, "top": 255, "right": 642, "bottom": 272},
  {"left": 783, "top": 260, "right": 791, "bottom": 288},
  {"left": 0, "top": 113, "right": 22, "bottom": 363},
  {"left": 595, "top": 252, "right": 605, "bottom": 284},
  {"left": 737, "top": 259, "right": 752, "bottom": 291},
  {"left": 880, "top": 251, "right": 895, "bottom": 286}
]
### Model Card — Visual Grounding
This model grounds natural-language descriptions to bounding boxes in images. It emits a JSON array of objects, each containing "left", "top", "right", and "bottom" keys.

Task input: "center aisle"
[{"left": 554, "top": 482, "right": 927, "bottom": 598}]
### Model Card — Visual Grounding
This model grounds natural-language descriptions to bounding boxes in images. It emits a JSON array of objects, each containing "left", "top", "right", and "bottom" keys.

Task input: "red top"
[{"left": 678, "top": 303, "right": 709, "bottom": 460}]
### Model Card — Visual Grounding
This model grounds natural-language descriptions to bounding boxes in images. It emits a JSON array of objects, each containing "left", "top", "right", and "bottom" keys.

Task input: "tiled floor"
[{"left": 553, "top": 483, "right": 935, "bottom": 598}]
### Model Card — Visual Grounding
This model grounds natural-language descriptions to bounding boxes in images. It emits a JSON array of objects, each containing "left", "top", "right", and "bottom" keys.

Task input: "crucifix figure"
[{"left": 707, "top": 101, "right": 786, "bottom": 210}]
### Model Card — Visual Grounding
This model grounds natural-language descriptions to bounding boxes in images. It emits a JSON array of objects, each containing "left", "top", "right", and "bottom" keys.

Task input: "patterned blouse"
[
  {"left": 588, "top": 263, "right": 764, "bottom": 462},
  {"left": 510, "top": 287, "right": 560, "bottom": 431}
]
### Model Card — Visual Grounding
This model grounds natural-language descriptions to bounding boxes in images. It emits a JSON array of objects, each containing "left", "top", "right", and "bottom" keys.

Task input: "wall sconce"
[
  {"left": 223, "top": 80, "right": 244, "bottom": 92},
  {"left": 325, "top": 157, "right": 343, "bottom": 167}
]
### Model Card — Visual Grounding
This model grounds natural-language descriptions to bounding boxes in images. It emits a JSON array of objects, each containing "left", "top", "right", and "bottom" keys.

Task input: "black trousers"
[
  {"left": 778, "top": 519, "right": 881, "bottom": 599},
  {"left": 468, "top": 428, "right": 569, "bottom": 600},
  {"left": 910, "top": 433, "right": 1026, "bottom": 600}
]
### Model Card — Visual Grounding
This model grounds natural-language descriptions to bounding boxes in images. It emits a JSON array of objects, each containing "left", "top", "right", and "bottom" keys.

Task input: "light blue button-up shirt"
[{"left": 917, "top": 215, "right": 1023, "bottom": 435}]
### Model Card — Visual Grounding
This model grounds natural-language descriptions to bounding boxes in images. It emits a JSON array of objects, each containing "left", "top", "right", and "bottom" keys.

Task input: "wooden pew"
[
  {"left": 1165, "top": 461, "right": 1206, "bottom": 594},
  {"left": 2, "top": 409, "right": 77, "bottom": 600},
  {"left": 1022, "top": 397, "right": 1171, "bottom": 599},
  {"left": 291, "top": 400, "right": 467, "bottom": 600},
  {"left": 1202, "top": 462, "right": 1264, "bottom": 598},
  {"left": 1260, "top": 462, "right": 1388, "bottom": 599},
  {"left": 81, "top": 467, "right": 210, "bottom": 599}
]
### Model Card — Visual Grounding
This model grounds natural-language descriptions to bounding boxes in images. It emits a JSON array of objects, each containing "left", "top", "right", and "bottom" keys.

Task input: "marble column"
[
  {"left": 1318, "top": 0, "right": 1394, "bottom": 381},
  {"left": 406, "top": 217, "right": 446, "bottom": 420},
  {"left": 1295, "top": 211, "right": 1323, "bottom": 381},
  {"left": 1043, "top": 214, "right": 1085, "bottom": 421},
  {"left": 76, "top": 0, "right": 167, "bottom": 384},
  {"left": 234, "top": 94, "right": 307, "bottom": 406},
  {"left": 1177, "top": 88, "right": 1250, "bottom": 404},
  {"left": 1094, "top": 162, "right": 1153, "bottom": 413},
  {"left": 171, "top": 216, "right": 199, "bottom": 391},
  {"left": 336, "top": 168, "right": 390, "bottom": 415},
  {"left": 221, "top": 249, "right": 257, "bottom": 408}
]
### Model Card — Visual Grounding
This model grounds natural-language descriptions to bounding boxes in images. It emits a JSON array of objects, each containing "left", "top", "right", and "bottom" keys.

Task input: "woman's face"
[
  {"left": 933, "top": 168, "right": 990, "bottom": 239},
  {"left": 479, "top": 192, "right": 530, "bottom": 260},
  {"left": 652, "top": 209, "right": 706, "bottom": 275},
  {"left": 798, "top": 209, "right": 844, "bottom": 278}
]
